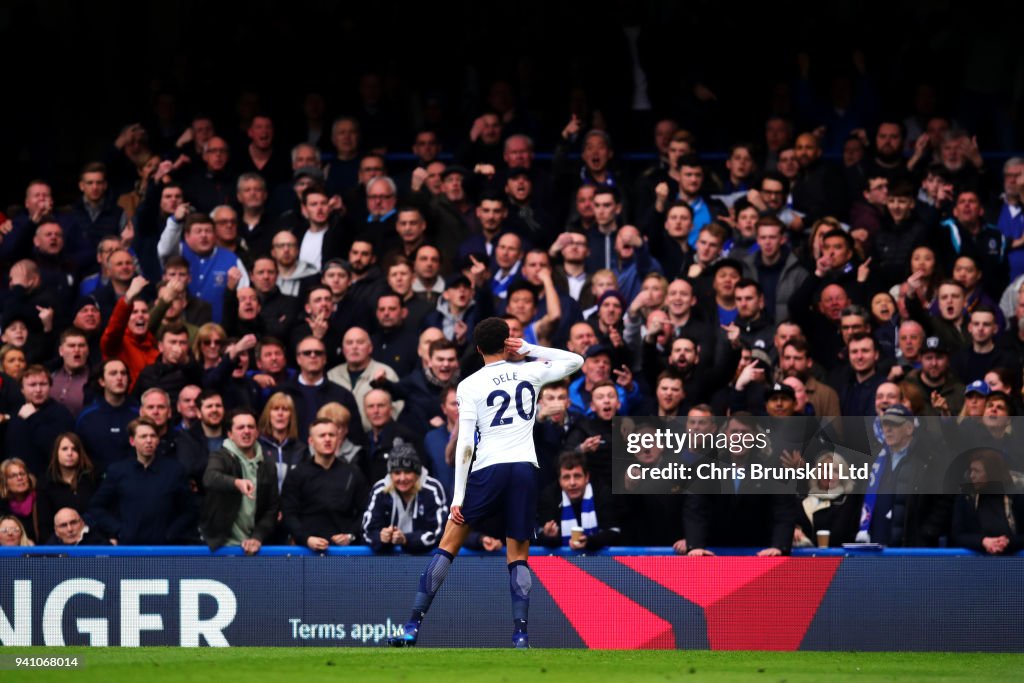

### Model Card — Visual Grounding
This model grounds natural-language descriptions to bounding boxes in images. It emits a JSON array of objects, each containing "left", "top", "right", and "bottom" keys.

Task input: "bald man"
[{"left": 327, "top": 326, "right": 404, "bottom": 430}]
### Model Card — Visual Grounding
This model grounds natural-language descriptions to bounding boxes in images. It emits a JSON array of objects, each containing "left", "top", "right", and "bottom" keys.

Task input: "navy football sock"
[
  {"left": 410, "top": 548, "right": 454, "bottom": 621},
  {"left": 508, "top": 560, "right": 531, "bottom": 629}
]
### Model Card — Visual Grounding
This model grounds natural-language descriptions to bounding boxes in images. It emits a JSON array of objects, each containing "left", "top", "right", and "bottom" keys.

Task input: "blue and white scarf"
[
  {"left": 857, "top": 444, "right": 889, "bottom": 542},
  {"left": 560, "top": 483, "right": 598, "bottom": 543}
]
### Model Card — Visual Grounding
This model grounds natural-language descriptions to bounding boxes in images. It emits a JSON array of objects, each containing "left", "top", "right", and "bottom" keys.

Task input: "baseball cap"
[
  {"left": 445, "top": 273, "right": 472, "bottom": 290},
  {"left": 441, "top": 165, "right": 469, "bottom": 181},
  {"left": 964, "top": 380, "right": 991, "bottom": 397},
  {"left": 750, "top": 348, "right": 773, "bottom": 368},
  {"left": 766, "top": 382, "right": 796, "bottom": 401},
  {"left": 506, "top": 167, "right": 531, "bottom": 180},
  {"left": 880, "top": 404, "right": 913, "bottom": 424},
  {"left": 584, "top": 344, "right": 613, "bottom": 360},
  {"left": 923, "top": 336, "right": 950, "bottom": 355}
]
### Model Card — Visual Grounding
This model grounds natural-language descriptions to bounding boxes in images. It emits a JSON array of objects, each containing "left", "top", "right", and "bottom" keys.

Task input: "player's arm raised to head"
[
  {"left": 517, "top": 341, "right": 584, "bottom": 382},
  {"left": 451, "top": 386, "right": 478, "bottom": 509}
]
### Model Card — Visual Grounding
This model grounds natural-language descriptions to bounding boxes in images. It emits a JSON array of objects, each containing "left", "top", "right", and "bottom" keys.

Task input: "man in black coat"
[{"left": 791, "top": 133, "right": 848, "bottom": 225}]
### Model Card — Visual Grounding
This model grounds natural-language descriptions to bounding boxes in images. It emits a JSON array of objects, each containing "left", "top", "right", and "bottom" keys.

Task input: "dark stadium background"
[{"left": 1, "top": 0, "right": 1022, "bottom": 208}]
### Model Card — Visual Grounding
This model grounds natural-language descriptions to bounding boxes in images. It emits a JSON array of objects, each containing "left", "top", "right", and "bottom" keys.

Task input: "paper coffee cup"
[
  {"left": 571, "top": 527, "right": 585, "bottom": 544},
  {"left": 816, "top": 530, "right": 831, "bottom": 548}
]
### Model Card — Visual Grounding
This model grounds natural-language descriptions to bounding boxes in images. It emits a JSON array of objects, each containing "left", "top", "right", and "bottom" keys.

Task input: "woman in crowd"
[
  {"left": 0, "top": 514, "right": 34, "bottom": 547},
  {"left": 36, "top": 433, "right": 98, "bottom": 542},
  {"left": 192, "top": 323, "right": 229, "bottom": 371},
  {"left": 361, "top": 443, "right": 446, "bottom": 554},
  {"left": 0, "top": 344, "right": 26, "bottom": 382},
  {"left": 258, "top": 392, "right": 306, "bottom": 491},
  {"left": 951, "top": 448, "right": 1024, "bottom": 554},
  {"left": 0, "top": 458, "right": 39, "bottom": 543}
]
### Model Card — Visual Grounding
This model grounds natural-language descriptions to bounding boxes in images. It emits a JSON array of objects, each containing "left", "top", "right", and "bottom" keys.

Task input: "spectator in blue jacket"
[
  {"left": 76, "top": 359, "right": 139, "bottom": 474},
  {"left": 568, "top": 344, "right": 639, "bottom": 417},
  {"left": 157, "top": 210, "right": 249, "bottom": 322}
]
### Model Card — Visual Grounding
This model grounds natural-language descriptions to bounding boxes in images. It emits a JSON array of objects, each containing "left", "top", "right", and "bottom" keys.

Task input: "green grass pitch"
[{"left": 3, "top": 649, "right": 1023, "bottom": 682}]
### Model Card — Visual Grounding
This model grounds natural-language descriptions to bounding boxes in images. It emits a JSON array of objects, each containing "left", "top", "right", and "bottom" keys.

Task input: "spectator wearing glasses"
[
  {"left": 279, "top": 336, "right": 364, "bottom": 443},
  {"left": 1, "top": 458, "right": 39, "bottom": 543},
  {"left": 210, "top": 204, "right": 248, "bottom": 263},
  {"left": 47, "top": 507, "right": 109, "bottom": 545},
  {"left": 0, "top": 514, "right": 34, "bottom": 547},
  {"left": 354, "top": 175, "right": 400, "bottom": 254}
]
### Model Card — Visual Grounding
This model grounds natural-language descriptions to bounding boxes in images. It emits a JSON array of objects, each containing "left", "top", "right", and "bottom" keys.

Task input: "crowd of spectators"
[{"left": 2, "top": 79, "right": 1024, "bottom": 557}]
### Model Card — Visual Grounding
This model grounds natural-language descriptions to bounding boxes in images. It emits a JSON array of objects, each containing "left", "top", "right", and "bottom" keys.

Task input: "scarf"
[
  {"left": 856, "top": 444, "right": 889, "bottom": 542},
  {"left": 9, "top": 491, "right": 36, "bottom": 518},
  {"left": 560, "top": 483, "right": 598, "bottom": 543}
]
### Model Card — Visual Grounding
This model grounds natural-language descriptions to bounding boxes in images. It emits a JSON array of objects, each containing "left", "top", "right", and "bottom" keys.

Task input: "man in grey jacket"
[{"left": 739, "top": 216, "right": 808, "bottom": 323}]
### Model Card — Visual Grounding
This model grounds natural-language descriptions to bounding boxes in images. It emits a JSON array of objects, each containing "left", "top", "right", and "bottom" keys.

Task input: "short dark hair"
[
  {"left": 80, "top": 161, "right": 107, "bottom": 179},
  {"left": 821, "top": 228, "right": 854, "bottom": 251},
  {"left": 157, "top": 322, "right": 188, "bottom": 341},
  {"left": 677, "top": 154, "right": 703, "bottom": 171},
  {"left": 428, "top": 338, "right": 457, "bottom": 357},
  {"left": 257, "top": 336, "right": 286, "bottom": 356},
  {"left": 301, "top": 187, "right": 328, "bottom": 204},
  {"left": 755, "top": 215, "right": 785, "bottom": 232},
  {"left": 970, "top": 304, "right": 997, "bottom": 321},
  {"left": 592, "top": 186, "right": 619, "bottom": 203},
  {"left": 184, "top": 213, "right": 214, "bottom": 233},
  {"left": 890, "top": 180, "right": 916, "bottom": 199},
  {"left": 847, "top": 332, "right": 876, "bottom": 350},
  {"left": 197, "top": 389, "right": 222, "bottom": 407},
  {"left": 309, "top": 417, "right": 338, "bottom": 432},
  {"left": 21, "top": 364, "right": 51, "bottom": 385},
  {"left": 165, "top": 255, "right": 190, "bottom": 272},
  {"left": 734, "top": 278, "right": 762, "bottom": 295},
  {"left": 227, "top": 409, "right": 258, "bottom": 432},
  {"left": 59, "top": 327, "right": 89, "bottom": 345},
  {"left": 759, "top": 171, "right": 789, "bottom": 195},
  {"left": 506, "top": 280, "right": 538, "bottom": 303},
  {"left": 558, "top": 451, "right": 588, "bottom": 474},
  {"left": 655, "top": 369, "right": 684, "bottom": 386},
  {"left": 474, "top": 317, "right": 510, "bottom": 355}
]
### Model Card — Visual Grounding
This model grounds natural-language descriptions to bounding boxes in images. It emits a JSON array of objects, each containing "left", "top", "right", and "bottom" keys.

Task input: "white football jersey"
[{"left": 456, "top": 345, "right": 583, "bottom": 472}]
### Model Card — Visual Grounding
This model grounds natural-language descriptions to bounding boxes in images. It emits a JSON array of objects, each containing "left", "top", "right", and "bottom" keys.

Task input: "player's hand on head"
[{"left": 504, "top": 337, "right": 527, "bottom": 359}]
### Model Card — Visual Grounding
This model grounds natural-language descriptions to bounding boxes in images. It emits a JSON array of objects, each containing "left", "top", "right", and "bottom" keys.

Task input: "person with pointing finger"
[{"left": 201, "top": 409, "right": 279, "bottom": 553}]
